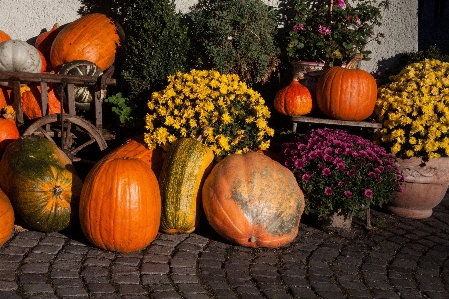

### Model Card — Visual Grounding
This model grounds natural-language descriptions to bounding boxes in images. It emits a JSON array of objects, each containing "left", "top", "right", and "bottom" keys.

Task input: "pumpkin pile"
[
  {"left": 0, "top": 13, "right": 123, "bottom": 118},
  {"left": 274, "top": 54, "right": 378, "bottom": 121}
]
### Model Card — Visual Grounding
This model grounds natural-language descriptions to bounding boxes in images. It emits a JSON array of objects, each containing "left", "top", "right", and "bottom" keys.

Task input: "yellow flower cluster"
[
  {"left": 374, "top": 59, "right": 449, "bottom": 159},
  {"left": 144, "top": 69, "right": 274, "bottom": 157}
]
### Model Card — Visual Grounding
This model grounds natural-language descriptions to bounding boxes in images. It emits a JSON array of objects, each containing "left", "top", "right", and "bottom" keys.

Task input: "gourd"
[
  {"left": 0, "top": 30, "right": 11, "bottom": 43},
  {"left": 50, "top": 13, "right": 124, "bottom": 72},
  {"left": 316, "top": 54, "right": 377, "bottom": 121},
  {"left": 0, "top": 40, "right": 42, "bottom": 80},
  {"left": 104, "top": 137, "right": 164, "bottom": 178},
  {"left": 0, "top": 135, "right": 82, "bottom": 232},
  {"left": 79, "top": 157, "right": 161, "bottom": 253},
  {"left": 159, "top": 137, "right": 214, "bottom": 234},
  {"left": 0, "top": 86, "right": 12, "bottom": 108},
  {"left": 35, "top": 23, "right": 59, "bottom": 70},
  {"left": 202, "top": 151, "right": 305, "bottom": 248},
  {"left": 55, "top": 60, "right": 103, "bottom": 110},
  {"left": 21, "top": 84, "right": 64, "bottom": 120},
  {"left": 0, "top": 116, "right": 19, "bottom": 156},
  {"left": 274, "top": 75, "right": 313, "bottom": 116},
  {"left": 0, "top": 188, "right": 14, "bottom": 246}
]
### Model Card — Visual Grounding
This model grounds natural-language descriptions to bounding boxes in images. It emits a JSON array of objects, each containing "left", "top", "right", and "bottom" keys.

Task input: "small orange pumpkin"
[
  {"left": 21, "top": 84, "right": 65, "bottom": 120},
  {"left": 79, "top": 157, "right": 161, "bottom": 253},
  {"left": 202, "top": 152, "right": 305, "bottom": 248},
  {"left": 274, "top": 78, "right": 312, "bottom": 116},
  {"left": 35, "top": 23, "right": 60, "bottom": 70},
  {"left": 0, "top": 30, "right": 11, "bottom": 43},
  {"left": 0, "top": 188, "right": 14, "bottom": 246},
  {"left": 0, "top": 86, "right": 12, "bottom": 108},
  {"left": 0, "top": 117, "right": 19, "bottom": 156},
  {"left": 316, "top": 54, "right": 377, "bottom": 121},
  {"left": 50, "top": 14, "right": 124, "bottom": 72}
]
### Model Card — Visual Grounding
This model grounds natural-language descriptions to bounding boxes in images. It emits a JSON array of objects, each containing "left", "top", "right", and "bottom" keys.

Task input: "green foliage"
[
  {"left": 119, "top": 0, "right": 191, "bottom": 101},
  {"left": 186, "top": 0, "right": 280, "bottom": 85},
  {"left": 103, "top": 93, "right": 134, "bottom": 124}
]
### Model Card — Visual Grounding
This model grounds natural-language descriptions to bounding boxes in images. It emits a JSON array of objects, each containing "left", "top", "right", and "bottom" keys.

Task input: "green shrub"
[{"left": 186, "top": 0, "right": 280, "bottom": 85}]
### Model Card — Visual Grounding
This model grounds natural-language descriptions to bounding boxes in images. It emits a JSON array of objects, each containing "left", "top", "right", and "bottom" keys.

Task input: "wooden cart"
[{"left": 0, "top": 67, "right": 116, "bottom": 164}]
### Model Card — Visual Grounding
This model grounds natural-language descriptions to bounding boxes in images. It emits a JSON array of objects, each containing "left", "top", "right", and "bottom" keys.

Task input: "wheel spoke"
[{"left": 70, "top": 138, "right": 96, "bottom": 155}]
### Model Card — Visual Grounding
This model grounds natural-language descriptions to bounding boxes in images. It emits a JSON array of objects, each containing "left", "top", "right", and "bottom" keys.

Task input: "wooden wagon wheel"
[{"left": 22, "top": 113, "right": 108, "bottom": 164}]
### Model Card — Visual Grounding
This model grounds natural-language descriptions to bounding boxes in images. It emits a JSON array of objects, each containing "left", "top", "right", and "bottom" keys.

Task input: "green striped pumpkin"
[{"left": 159, "top": 137, "right": 214, "bottom": 234}]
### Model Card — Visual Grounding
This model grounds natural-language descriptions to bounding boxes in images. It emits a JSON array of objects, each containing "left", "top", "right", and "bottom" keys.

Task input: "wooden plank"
[
  {"left": 40, "top": 81, "right": 48, "bottom": 117},
  {"left": 291, "top": 115, "right": 382, "bottom": 129},
  {"left": 12, "top": 81, "right": 23, "bottom": 125},
  {"left": 0, "top": 71, "right": 116, "bottom": 86},
  {"left": 66, "top": 84, "right": 76, "bottom": 115}
]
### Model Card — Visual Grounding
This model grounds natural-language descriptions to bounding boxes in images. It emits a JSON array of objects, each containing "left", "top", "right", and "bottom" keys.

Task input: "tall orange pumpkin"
[
  {"left": 79, "top": 157, "right": 161, "bottom": 253},
  {"left": 21, "top": 84, "right": 65, "bottom": 120},
  {"left": 316, "top": 54, "right": 377, "bottom": 121},
  {"left": 50, "top": 13, "right": 124, "bottom": 72},
  {"left": 274, "top": 78, "right": 313, "bottom": 116},
  {"left": 202, "top": 152, "right": 305, "bottom": 248},
  {"left": 0, "top": 188, "right": 14, "bottom": 246}
]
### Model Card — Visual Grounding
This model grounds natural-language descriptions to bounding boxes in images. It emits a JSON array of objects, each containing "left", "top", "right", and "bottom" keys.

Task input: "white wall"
[{"left": 0, "top": 0, "right": 417, "bottom": 74}]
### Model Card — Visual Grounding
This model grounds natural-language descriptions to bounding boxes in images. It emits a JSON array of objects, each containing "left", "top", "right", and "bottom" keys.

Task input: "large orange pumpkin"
[
  {"left": 316, "top": 54, "right": 377, "bottom": 121},
  {"left": 274, "top": 78, "right": 313, "bottom": 116},
  {"left": 0, "top": 188, "right": 14, "bottom": 246},
  {"left": 0, "top": 117, "right": 19, "bottom": 156},
  {"left": 79, "top": 157, "right": 161, "bottom": 253},
  {"left": 50, "top": 13, "right": 124, "bottom": 72},
  {"left": 21, "top": 84, "right": 65, "bottom": 120},
  {"left": 202, "top": 152, "right": 305, "bottom": 248}
]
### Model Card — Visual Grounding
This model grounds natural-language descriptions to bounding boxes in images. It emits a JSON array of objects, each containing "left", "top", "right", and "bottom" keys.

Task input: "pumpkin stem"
[
  {"left": 249, "top": 235, "right": 257, "bottom": 243},
  {"left": 292, "top": 72, "right": 304, "bottom": 81},
  {"left": 346, "top": 54, "right": 364, "bottom": 70},
  {"left": 52, "top": 186, "right": 64, "bottom": 198}
]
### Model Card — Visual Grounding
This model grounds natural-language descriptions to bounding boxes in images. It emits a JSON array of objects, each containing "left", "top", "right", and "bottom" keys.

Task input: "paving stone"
[
  {"left": 22, "top": 282, "right": 54, "bottom": 294},
  {"left": 55, "top": 286, "right": 89, "bottom": 297},
  {"left": 0, "top": 280, "right": 17, "bottom": 291}
]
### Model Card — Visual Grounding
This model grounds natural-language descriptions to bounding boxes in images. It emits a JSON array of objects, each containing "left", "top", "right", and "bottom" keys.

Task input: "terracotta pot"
[
  {"left": 387, "top": 157, "right": 449, "bottom": 219},
  {"left": 318, "top": 209, "right": 353, "bottom": 233}
]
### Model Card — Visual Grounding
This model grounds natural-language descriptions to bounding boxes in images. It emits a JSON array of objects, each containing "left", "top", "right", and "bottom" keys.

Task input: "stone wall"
[{"left": 0, "top": 0, "right": 417, "bottom": 74}]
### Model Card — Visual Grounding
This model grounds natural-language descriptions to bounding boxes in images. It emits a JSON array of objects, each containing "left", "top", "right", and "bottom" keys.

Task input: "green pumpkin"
[
  {"left": 159, "top": 137, "right": 214, "bottom": 234},
  {"left": 0, "top": 135, "right": 82, "bottom": 232}
]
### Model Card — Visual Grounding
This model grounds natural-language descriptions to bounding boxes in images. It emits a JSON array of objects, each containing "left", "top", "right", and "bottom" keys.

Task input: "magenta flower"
[
  {"left": 344, "top": 190, "right": 352, "bottom": 198},
  {"left": 364, "top": 189, "right": 373, "bottom": 198},
  {"left": 324, "top": 187, "right": 333, "bottom": 196},
  {"left": 334, "top": 0, "right": 345, "bottom": 8},
  {"left": 318, "top": 25, "right": 331, "bottom": 35},
  {"left": 302, "top": 172, "right": 312, "bottom": 182},
  {"left": 293, "top": 24, "right": 304, "bottom": 31},
  {"left": 322, "top": 168, "right": 331, "bottom": 176}
]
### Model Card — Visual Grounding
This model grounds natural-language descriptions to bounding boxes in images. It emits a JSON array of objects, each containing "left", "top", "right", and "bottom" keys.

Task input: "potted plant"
[
  {"left": 279, "top": 127, "right": 403, "bottom": 231},
  {"left": 374, "top": 58, "right": 449, "bottom": 219},
  {"left": 143, "top": 69, "right": 274, "bottom": 159},
  {"left": 283, "top": 0, "right": 388, "bottom": 96}
]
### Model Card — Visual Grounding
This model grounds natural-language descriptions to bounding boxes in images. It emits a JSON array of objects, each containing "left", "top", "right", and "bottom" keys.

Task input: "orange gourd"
[
  {"left": 79, "top": 157, "right": 161, "bottom": 253},
  {"left": 104, "top": 138, "right": 164, "bottom": 178},
  {"left": 202, "top": 152, "right": 305, "bottom": 248},
  {"left": 0, "top": 30, "right": 11, "bottom": 43},
  {"left": 50, "top": 14, "right": 124, "bottom": 72},
  {"left": 21, "top": 84, "right": 65, "bottom": 120},
  {"left": 274, "top": 78, "right": 312, "bottom": 116},
  {"left": 0, "top": 188, "right": 14, "bottom": 246},
  {"left": 0, "top": 87, "right": 12, "bottom": 108},
  {"left": 37, "top": 49, "right": 47, "bottom": 73},
  {"left": 35, "top": 23, "right": 60, "bottom": 70},
  {"left": 0, "top": 117, "right": 19, "bottom": 156},
  {"left": 316, "top": 54, "right": 377, "bottom": 121}
]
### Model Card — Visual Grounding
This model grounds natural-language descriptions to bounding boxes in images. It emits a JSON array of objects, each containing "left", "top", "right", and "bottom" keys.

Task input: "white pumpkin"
[{"left": 0, "top": 40, "right": 42, "bottom": 73}]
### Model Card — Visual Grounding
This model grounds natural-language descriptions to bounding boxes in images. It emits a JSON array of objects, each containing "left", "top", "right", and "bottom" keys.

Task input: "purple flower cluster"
[{"left": 280, "top": 128, "right": 404, "bottom": 220}]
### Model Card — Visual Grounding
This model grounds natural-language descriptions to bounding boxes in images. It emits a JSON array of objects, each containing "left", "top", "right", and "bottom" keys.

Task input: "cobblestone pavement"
[{"left": 0, "top": 195, "right": 448, "bottom": 299}]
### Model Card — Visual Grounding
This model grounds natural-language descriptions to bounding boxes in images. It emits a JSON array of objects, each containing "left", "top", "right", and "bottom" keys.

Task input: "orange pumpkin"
[
  {"left": 21, "top": 84, "right": 65, "bottom": 120},
  {"left": 104, "top": 137, "right": 164, "bottom": 178},
  {"left": 0, "top": 86, "right": 12, "bottom": 108},
  {"left": 202, "top": 152, "right": 305, "bottom": 248},
  {"left": 0, "top": 117, "right": 19, "bottom": 156},
  {"left": 316, "top": 54, "right": 377, "bottom": 121},
  {"left": 274, "top": 79, "right": 312, "bottom": 116},
  {"left": 0, "top": 30, "right": 11, "bottom": 43},
  {"left": 50, "top": 13, "right": 124, "bottom": 72},
  {"left": 37, "top": 49, "right": 47, "bottom": 73},
  {"left": 35, "top": 23, "right": 60, "bottom": 70},
  {"left": 0, "top": 188, "right": 14, "bottom": 246},
  {"left": 79, "top": 157, "right": 161, "bottom": 253}
]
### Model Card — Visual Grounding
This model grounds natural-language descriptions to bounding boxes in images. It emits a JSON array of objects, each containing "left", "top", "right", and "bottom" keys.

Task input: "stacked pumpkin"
[
  {"left": 274, "top": 54, "right": 378, "bottom": 121},
  {"left": 0, "top": 13, "right": 123, "bottom": 119}
]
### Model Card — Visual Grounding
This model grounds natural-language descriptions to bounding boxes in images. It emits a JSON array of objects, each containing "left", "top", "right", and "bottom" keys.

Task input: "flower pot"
[
  {"left": 318, "top": 209, "right": 353, "bottom": 233},
  {"left": 387, "top": 157, "right": 449, "bottom": 219}
]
